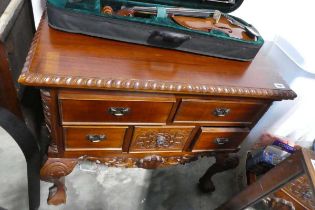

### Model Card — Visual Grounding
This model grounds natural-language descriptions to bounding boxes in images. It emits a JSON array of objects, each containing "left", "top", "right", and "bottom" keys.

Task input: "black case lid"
[
  {"left": 134, "top": 0, "right": 244, "bottom": 13},
  {"left": 197, "top": 0, "right": 244, "bottom": 13}
]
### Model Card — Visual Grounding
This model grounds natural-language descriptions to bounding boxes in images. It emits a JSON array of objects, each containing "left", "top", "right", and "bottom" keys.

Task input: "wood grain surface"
[
  {"left": 174, "top": 99, "right": 268, "bottom": 126},
  {"left": 192, "top": 127, "right": 249, "bottom": 152},
  {"left": 64, "top": 126, "right": 127, "bottom": 151},
  {"left": 19, "top": 16, "right": 296, "bottom": 100}
]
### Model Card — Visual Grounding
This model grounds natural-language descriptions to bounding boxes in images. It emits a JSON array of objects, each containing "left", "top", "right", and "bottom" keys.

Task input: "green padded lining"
[{"left": 48, "top": 0, "right": 263, "bottom": 45}]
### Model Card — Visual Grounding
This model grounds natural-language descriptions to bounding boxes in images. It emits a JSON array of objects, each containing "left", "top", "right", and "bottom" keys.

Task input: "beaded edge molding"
[
  {"left": 19, "top": 72, "right": 297, "bottom": 100},
  {"left": 18, "top": 15, "right": 297, "bottom": 100}
]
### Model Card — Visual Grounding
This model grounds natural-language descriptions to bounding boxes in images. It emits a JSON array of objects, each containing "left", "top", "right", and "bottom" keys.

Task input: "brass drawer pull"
[
  {"left": 213, "top": 108, "right": 230, "bottom": 117},
  {"left": 215, "top": 137, "right": 229, "bottom": 145},
  {"left": 108, "top": 107, "right": 130, "bottom": 117},
  {"left": 86, "top": 134, "right": 106, "bottom": 143}
]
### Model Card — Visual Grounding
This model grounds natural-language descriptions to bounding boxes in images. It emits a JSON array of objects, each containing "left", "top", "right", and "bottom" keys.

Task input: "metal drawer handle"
[
  {"left": 86, "top": 134, "right": 106, "bottom": 143},
  {"left": 156, "top": 135, "right": 166, "bottom": 146},
  {"left": 213, "top": 108, "right": 230, "bottom": 117},
  {"left": 215, "top": 137, "right": 229, "bottom": 145},
  {"left": 108, "top": 107, "right": 130, "bottom": 117}
]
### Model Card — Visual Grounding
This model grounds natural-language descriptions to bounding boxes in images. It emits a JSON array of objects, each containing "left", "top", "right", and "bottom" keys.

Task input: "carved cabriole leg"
[
  {"left": 199, "top": 153, "right": 239, "bottom": 193},
  {"left": 40, "top": 158, "right": 78, "bottom": 205}
]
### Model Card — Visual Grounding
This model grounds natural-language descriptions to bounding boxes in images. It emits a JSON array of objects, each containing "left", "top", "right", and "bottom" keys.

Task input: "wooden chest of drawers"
[
  {"left": 42, "top": 89, "right": 272, "bottom": 157},
  {"left": 19, "top": 16, "right": 296, "bottom": 205}
]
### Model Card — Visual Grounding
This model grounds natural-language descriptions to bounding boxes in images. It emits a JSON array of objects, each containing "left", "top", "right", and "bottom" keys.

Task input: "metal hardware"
[
  {"left": 215, "top": 137, "right": 230, "bottom": 145},
  {"left": 86, "top": 134, "right": 106, "bottom": 142},
  {"left": 213, "top": 108, "right": 230, "bottom": 117},
  {"left": 108, "top": 107, "right": 130, "bottom": 117},
  {"left": 156, "top": 135, "right": 166, "bottom": 146}
]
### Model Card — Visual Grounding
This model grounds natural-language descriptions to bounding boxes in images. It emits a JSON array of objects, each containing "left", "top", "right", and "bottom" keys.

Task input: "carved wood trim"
[
  {"left": 82, "top": 154, "right": 197, "bottom": 169},
  {"left": 40, "top": 158, "right": 78, "bottom": 205},
  {"left": 19, "top": 72, "right": 297, "bottom": 100},
  {"left": 130, "top": 127, "right": 193, "bottom": 152},
  {"left": 40, "top": 158, "right": 78, "bottom": 180},
  {"left": 40, "top": 89, "right": 63, "bottom": 155}
]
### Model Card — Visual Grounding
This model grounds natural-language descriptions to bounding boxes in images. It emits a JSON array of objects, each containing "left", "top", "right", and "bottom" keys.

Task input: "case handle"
[{"left": 147, "top": 31, "right": 191, "bottom": 48}]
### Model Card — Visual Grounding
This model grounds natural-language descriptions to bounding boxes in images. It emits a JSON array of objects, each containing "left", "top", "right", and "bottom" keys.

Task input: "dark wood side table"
[{"left": 19, "top": 15, "right": 297, "bottom": 205}]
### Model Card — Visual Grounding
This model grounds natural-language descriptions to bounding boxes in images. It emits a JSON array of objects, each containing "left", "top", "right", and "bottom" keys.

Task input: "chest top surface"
[{"left": 19, "top": 16, "right": 296, "bottom": 100}]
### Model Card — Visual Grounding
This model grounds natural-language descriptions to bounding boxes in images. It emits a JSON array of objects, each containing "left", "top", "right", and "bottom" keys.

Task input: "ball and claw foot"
[{"left": 198, "top": 155, "right": 239, "bottom": 193}]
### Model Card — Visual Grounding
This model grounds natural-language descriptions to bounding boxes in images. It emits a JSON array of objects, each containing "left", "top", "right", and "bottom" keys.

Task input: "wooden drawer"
[
  {"left": 59, "top": 91, "right": 175, "bottom": 125},
  {"left": 192, "top": 127, "right": 249, "bottom": 152},
  {"left": 129, "top": 126, "right": 194, "bottom": 152},
  {"left": 64, "top": 126, "right": 127, "bottom": 151},
  {"left": 174, "top": 99, "right": 268, "bottom": 125}
]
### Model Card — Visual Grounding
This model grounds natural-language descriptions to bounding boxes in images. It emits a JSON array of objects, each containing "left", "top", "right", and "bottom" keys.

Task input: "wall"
[
  {"left": 230, "top": 0, "right": 315, "bottom": 148},
  {"left": 232, "top": 0, "right": 315, "bottom": 74}
]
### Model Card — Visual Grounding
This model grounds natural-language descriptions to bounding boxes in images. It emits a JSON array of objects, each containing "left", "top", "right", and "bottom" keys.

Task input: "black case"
[{"left": 47, "top": 0, "right": 264, "bottom": 61}]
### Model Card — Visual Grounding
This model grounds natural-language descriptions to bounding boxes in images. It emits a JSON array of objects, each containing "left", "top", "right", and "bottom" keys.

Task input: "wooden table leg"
[
  {"left": 199, "top": 153, "right": 239, "bottom": 193},
  {"left": 40, "top": 158, "right": 78, "bottom": 205}
]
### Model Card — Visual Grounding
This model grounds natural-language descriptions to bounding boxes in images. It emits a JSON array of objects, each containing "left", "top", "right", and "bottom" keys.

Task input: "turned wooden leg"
[
  {"left": 199, "top": 153, "right": 239, "bottom": 193},
  {"left": 40, "top": 158, "right": 78, "bottom": 205}
]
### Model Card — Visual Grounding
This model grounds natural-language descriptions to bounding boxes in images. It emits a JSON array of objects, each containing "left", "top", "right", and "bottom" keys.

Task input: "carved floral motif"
[
  {"left": 132, "top": 130, "right": 190, "bottom": 151},
  {"left": 86, "top": 155, "right": 197, "bottom": 169},
  {"left": 40, "top": 89, "right": 59, "bottom": 154}
]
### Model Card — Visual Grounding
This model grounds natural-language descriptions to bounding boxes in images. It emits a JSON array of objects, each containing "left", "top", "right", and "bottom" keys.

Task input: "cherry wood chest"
[{"left": 19, "top": 16, "right": 296, "bottom": 205}]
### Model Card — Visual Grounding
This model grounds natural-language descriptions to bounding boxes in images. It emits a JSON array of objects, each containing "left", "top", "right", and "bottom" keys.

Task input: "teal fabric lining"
[
  {"left": 48, "top": 0, "right": 264, "bottom": 45},
  {"left": 156, "top": 7, "right": 167, "bottom": 19}
]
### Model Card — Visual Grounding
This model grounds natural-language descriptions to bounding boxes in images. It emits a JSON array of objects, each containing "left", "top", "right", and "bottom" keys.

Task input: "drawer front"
[
  {"left": 129, "top": 126, "right": 194, "bottom": 152},
  {"left": 60, "top": 99, "right": 175, "bottom": 125},
  {"left": 193, "top": 127, "right": 249, "bottom": 152},
  {"left": 64, "top": 126, "right": 127, "bottom": 151},
  {"left": 174, "top": 99, "right": 268, "bottom": 125}
]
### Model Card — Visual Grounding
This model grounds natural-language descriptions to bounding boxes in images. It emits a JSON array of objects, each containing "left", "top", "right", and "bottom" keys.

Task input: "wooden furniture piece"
[
  {"left": 0, "top": 0, "right": 35, "bottom": 118},
  {"left": 19, "top": 15, "right": 297, "bottom": 205},
  {"left": 0, "top": 107, "right": 41, "bottom": 210},
  {"left": 217, "top": 148, "right": 315, "bottom": 210},
  {"left": 246, "top": 149, "right": 315, "bottom": 210}
]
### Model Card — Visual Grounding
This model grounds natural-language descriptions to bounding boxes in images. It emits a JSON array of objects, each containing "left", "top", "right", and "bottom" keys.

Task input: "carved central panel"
[{"left": 129, "top": 127, "right": 193, "bottom": 152}]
